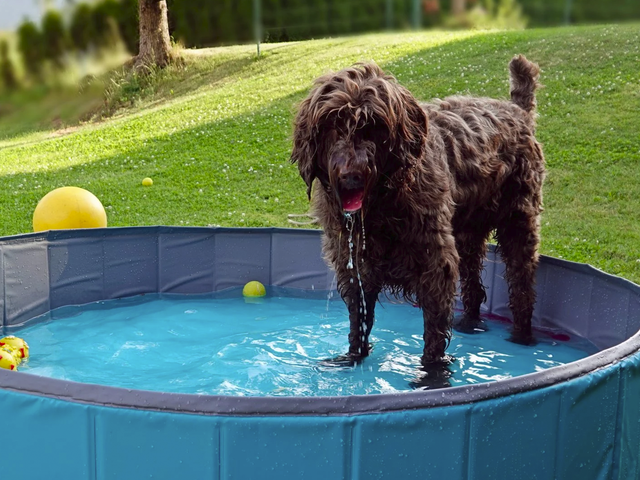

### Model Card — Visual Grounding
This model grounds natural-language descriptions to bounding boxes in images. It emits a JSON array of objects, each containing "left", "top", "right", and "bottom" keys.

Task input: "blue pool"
[
  {"left": 19, "top": 290, "right": 594, "bottom": 395},
  {"left": 1, "top": 227, "right": 639, "bottom": 480}
]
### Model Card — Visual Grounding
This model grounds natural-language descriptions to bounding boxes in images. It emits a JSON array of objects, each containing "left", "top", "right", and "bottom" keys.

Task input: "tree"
[
  {"left": 136, "top": 0, "right": 173, "bottom": 68},
  {"left": 41, "top": 10, "right": 69, "bottom": 71},
  {"left": 17, "top": 20, "right": 45, "bottom": 80},
  {"left": 118, "top": 0, "right": 139, "bottom": 54},
  {"left": 216, "top": 0, "right": 236, "bottom": 45},
  {"left": 70, "top": 3, "right": 95, "bottom": 53},
  {"left": 0, "top": 40, "right": 19, "bottom": 91},
  {"left": 92, "top": 0, "right": 121, "bottom": 50}
]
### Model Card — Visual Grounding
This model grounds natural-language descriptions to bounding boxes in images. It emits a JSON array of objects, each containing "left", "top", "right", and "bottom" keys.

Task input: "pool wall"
[{"left": 1, "top": 227, "right": 639, "bottom": 479}]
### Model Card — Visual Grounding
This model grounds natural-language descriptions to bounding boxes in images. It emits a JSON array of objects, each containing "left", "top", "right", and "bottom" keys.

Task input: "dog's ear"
[
  {"left": 392, "top": 88, "right": 428, "bottom": 168},
  {"left": 290, "top": 96, "right": 317, "bottom": 199}
]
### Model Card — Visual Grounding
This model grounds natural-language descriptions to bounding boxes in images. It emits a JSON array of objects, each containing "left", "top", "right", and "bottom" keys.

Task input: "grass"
[
  {"left": 0, "top": 31, "right": 130, "bottom": 138},
  {"left": 1, "top": 24, "right": 639, "bottom": 282}
]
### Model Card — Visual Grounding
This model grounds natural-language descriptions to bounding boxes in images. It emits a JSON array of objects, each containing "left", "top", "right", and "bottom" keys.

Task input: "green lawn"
[{"left": 1, "top": 24, "right": 640, "bottom": 282}]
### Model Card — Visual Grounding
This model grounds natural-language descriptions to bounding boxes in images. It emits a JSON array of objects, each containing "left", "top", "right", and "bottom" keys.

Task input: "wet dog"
[{"left": 291, "top": 57, "right": 545, "bottom": 375}]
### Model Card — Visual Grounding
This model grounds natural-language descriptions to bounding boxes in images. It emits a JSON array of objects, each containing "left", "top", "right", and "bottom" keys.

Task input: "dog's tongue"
[{"left": 342, "top": 189, "right": 364, "bottom": 212}]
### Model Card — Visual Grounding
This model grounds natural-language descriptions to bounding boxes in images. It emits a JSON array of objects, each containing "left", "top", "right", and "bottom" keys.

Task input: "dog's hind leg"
[
  {"left": 453, "top": 228, "right": 492, "bottom": 334},
  {"left": 496, "top": 208, "right": 541, "bottom": 345}
]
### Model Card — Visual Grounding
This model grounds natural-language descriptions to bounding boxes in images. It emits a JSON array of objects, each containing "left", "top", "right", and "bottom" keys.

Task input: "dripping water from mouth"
[
  {"left": 344, "top": 212, "right": 367, "bottom": 357},
  {"left": 346, "top": 213, "right": 355, "bottom": 270}
]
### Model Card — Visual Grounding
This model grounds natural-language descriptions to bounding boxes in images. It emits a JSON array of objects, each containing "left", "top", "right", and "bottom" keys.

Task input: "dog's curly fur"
[{"left": 291, "top": 56, "right": 545, "bottom": 366}]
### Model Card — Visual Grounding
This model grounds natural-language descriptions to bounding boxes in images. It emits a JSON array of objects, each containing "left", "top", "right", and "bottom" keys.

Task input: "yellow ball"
[
  {"left": 243, "top": 281, "right": 266, "bottom": 297},
  {"left": 1, "top": 346, "right": 21, "bottom": 365},
  {"left": 33, "top": 187, "right": 107, "bottom": 232},
  {"left": 142, "top": 177, "right": 153, "bottom": 186},
  {"left": 0, "top": 349, "right": 18, "bottom": 371},
  {"left": 0, "top": 336, "right": 29, "bottom": 360}
]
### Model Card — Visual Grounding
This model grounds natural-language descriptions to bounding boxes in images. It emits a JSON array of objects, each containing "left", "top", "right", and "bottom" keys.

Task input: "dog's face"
[
  {"left": 317, "top": 125, "right": 379, "bottom": 212},
  {"left": 291, "top": 63, "right": 428, "bottom": 213}
]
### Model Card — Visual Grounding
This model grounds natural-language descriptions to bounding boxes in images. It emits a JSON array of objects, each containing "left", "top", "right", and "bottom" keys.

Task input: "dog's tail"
[{"left": 509, "top": 55, "right": 541, "bottom": 113}]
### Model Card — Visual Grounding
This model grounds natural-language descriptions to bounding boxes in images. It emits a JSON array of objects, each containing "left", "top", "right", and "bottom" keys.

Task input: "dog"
[{"left": 290, "top": 56, "right": 545, "bottom": 372}]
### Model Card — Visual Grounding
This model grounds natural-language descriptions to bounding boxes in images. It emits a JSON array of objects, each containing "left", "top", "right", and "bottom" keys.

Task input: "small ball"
[
  {"left": 0, "top": 349, "right": 18, "bottom": 371},
  {"left": 1, "top": 346, "right": 21, "bottom": 365},
  {"left": 142, "top": 177, "right": 153, "bottom": 187},
  {"left": 243, "top": 281, "right": 266, "bottom": 297},
  {"left": 33, "top": 187, "right": 107, "bottom": 232},
  {"left": 0, "top": 336, "right": 29, "bottom": 360}
]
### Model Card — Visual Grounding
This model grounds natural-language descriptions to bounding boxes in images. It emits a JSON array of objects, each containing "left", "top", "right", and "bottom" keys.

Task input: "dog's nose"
[{"left": 339, "top": 171, "right": 364, "bottom": 189}]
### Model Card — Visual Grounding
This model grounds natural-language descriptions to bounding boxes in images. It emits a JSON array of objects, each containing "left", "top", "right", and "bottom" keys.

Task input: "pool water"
[{"left": 15, "top": 289, "right": 595, "bottom": 396}]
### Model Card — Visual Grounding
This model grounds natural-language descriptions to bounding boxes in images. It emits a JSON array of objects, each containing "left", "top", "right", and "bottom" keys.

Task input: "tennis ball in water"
[{"left": 243, "top": 281, "right": 266, "bottom": 297}]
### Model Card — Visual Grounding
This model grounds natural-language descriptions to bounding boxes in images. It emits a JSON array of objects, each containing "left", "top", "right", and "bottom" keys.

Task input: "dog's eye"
[
  {"left": 361, "top": 125, "right": 385, "bottom": 142},
  {"left": 359, "top": 125, "right": 374, "bottom": 137}
]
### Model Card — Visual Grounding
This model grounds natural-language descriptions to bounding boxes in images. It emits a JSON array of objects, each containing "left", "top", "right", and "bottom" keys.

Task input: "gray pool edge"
[{"left": 1, "top": 226, "right": 639, "bottom": 416}]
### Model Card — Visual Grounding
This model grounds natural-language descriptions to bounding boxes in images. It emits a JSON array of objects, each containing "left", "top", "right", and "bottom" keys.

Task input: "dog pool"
[
  {"left": 1, "top": 227, "right": 639, "bottom": 479},
  {"left": 17, "top": 290, "right": 594, "bottom": 395}
]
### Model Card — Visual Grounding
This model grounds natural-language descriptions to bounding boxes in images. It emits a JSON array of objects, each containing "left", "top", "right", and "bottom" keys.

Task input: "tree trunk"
[
  {"left": 136, "top": 0, "right": 172, "bottom": 69},
  {"left": 451, "top": 0, "right": 466, "bottom": 16}
]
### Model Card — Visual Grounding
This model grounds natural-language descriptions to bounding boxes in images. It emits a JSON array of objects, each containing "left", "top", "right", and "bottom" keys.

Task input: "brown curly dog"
[{"left": 291, "top": 56, "right": 545, "bottom": 372}]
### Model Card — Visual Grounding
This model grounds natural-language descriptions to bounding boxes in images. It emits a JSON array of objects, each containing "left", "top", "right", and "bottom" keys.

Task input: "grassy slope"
[
  {"left": 1, "top": 24, "right": 640, "bottom": 281},
  {"left": 0, "top": 30, "right": 130, "bottom": 138}
]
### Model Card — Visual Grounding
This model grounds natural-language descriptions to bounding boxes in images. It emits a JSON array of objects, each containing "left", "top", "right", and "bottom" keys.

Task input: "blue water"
[{"left": 16, "top": 289, "right": 595, "bottom": 396}]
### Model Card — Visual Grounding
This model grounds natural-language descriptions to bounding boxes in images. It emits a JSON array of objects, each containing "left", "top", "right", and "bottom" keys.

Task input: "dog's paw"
[
  {"left": 508, "top": 332, "right": 538, "bottom": 346},
  {"left": 319, "top": 343, "right": 374, "bottom": 368},
  {"left": 409, "top": 362, "right": 454, "bottom": 390},
  {"left": 453, "top": 314, "right": 489, "bottom": 334},
  {"left": 318, "top": 353, "right": 365, "bottom": 369},
  {"left": 421, "top": 353, "right": 455, "bottom": 367}
]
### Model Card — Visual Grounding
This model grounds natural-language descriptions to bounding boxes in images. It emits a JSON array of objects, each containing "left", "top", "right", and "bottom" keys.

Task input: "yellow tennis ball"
[
  {"left": 33, "top": 187, "right": 107, "bottom": 232},
  {"left": 142, "top": 177, "right": 153, "bottom": 186},
  {"left": 243, "top": 281, "right": 266, "bottom": 297}
]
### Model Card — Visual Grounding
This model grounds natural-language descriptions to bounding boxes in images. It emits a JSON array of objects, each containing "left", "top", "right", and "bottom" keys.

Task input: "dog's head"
[{"left": 291, "top": 63, "right": 428, "bottom": 212}]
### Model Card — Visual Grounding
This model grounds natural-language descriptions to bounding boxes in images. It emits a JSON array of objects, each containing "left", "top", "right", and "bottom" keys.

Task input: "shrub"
[
  {"left": 70, "top": 3, "right": 96, "bottom": 53},
  {"left": 17, "top": 20, "right": 45, "bottom": 80},
  {"left": 117, "top": 0, "right": 139, "bottom": 54},
  {"left": 0, "top": 40, "right": 19, "bottom": 91},
  {"left": 41, "top": 10, "right": 69, "bottom": 70},
  {"left": 91, "top": 0, "right": 121, "bottom": 50}
]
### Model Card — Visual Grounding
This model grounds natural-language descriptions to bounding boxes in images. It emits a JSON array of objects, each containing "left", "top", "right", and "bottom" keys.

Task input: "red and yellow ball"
[{"left": 0, "top": 337, "right": 29, "bottom": 371}]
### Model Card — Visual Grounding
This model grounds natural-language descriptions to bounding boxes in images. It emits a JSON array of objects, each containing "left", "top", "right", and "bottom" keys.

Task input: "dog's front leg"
[
  {"left": 345, "top": 289, "right": 378, "bottom": 358},
  {"left": 322, "top": 280, "right": 378, "bottom": 367},
  {"left": 417, "top": 235, "right": 459, "bottom": 367}
]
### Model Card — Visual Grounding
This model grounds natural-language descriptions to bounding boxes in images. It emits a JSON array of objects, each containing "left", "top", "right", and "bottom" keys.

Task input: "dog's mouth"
[{"left": 340, "top": 187, "right": 365, "bottom": 212}]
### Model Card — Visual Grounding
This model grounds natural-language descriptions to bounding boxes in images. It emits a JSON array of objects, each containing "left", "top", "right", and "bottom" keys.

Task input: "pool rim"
[{"left": 1, "top": 226, "right": 639, "bottom": 416}]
